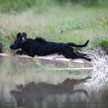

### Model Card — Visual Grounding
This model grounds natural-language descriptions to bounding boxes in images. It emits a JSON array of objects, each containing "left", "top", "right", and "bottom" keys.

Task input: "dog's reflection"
[{"left": 11, "top": 77, "right": 90, "bottom": 107}]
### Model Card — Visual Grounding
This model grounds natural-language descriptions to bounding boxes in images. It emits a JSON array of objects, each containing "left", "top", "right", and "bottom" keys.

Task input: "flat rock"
[{"left": 0, "top": 53, "right": 92, "bottom": 69}]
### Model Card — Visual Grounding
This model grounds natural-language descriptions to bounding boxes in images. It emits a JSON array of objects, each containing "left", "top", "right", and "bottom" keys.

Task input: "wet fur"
[{"left": 10, "top": 32, "right": 91, "bottom": 61}]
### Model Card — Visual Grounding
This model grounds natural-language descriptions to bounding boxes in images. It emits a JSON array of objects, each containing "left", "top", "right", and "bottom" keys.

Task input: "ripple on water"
[{"left": 85, "top": 48, "right": 108, "bottom": 89}]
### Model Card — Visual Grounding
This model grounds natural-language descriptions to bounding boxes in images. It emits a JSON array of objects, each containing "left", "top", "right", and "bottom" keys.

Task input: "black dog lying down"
[{"left": 10, "top": 32, "right": 91, "bottom": 61}]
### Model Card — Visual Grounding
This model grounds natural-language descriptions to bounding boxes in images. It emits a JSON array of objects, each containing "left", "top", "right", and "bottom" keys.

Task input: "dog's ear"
[
  {"left": 17, "top": 32, "right": 21, "bottom": 38},
  {"left": 21, "top": 32, "right": 27, "bottom": 42}
]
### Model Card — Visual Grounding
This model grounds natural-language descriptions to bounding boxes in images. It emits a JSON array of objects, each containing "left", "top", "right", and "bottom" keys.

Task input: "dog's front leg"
[
  {"left": 20, "top": 50, "right": 35, "bottom": 57},
  {"left": 14, "top": 50, "right": 35, "bottom": 57},
  {"left": 14, "top": 50, "right": 23, "bottom": 56},
  {"left": 24, "top": 46, "right": 36, "bottom": 57},
  {"left": 25, "top": 51, "right": 35, "bottom": 57}
]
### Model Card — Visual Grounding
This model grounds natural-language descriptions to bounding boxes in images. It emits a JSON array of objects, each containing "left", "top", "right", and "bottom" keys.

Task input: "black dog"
[{"left": 10, "top": 32, "right": 91, "bottom": 61}]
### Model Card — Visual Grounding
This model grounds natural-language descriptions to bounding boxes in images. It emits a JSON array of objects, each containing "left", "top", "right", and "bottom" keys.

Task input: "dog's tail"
[{"left": 67, "top": 40, "right": 89, "bottom": 47}]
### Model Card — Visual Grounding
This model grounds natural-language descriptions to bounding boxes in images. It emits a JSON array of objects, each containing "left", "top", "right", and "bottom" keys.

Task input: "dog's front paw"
[{"left": 13, "top": 50, "right": 22, "bottom": 56}]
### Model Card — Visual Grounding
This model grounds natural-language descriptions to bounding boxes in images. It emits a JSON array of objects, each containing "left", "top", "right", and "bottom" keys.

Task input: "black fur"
[{"left": 10, "top": 32, "right": 91, "bottom": 61}]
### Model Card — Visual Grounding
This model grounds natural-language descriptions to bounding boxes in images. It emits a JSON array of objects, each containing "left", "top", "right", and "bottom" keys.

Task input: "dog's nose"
[{"left": 10, "top": 45, "right": 13, "bottom": 49}]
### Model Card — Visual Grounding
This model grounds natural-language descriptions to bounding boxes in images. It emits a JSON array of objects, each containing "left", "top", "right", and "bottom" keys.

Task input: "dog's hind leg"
[
  {"left": 75, "top": 51, "right": 87, "bottom": 56},
  {"left": 78, "top": 56, "right": 91, "bottom": 61},
  {"left": 62, "top": 51, "right": 91, "bottom": 61},
  {"left": 60, "top": 46, "right": 91, "bottom": 61},
  {"left": 72, "top": 53, "right": 91, "bottom": 61}
]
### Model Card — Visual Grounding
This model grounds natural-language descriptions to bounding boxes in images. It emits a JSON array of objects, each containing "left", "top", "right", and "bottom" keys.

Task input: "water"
[
  {"left": 0, "top": 50, "right": 108, "bottom": 108},
  {"left": 85, "top": 49, "right": 108, "bottom": 88}
]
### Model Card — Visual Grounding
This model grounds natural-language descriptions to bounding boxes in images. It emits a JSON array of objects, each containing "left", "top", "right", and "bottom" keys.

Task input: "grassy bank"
[{"left": 0, "top": 2, "right": 108, "bottom": 52}]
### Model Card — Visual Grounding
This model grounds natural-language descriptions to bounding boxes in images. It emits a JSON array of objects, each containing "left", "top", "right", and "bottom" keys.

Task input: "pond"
[{"left": 0, "top": 52, "right": 108, "bottom": 108}]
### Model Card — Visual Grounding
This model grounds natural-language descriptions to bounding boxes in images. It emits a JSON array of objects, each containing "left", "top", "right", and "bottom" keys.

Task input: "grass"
[
  {"left": 99, "top": 37, "right": 108, "bottom": 54},
  {"left": 0, "top": 3, "right": 108, "bottom": 52},
  {"left": 0, "top": 1, "right": 108, "bottom": 107}
]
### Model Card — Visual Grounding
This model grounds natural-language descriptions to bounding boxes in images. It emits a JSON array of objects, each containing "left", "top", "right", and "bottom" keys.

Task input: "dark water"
[{"left": 0, "top": 56, "right": 108, "bottom": 108}]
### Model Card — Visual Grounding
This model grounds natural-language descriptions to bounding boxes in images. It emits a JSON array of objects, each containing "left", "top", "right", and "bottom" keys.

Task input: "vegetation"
[
  {"left": 0, "top": 1, "right": 108, "bottom": 107},
  {"left": 0, "top": 0, "right": 108, "bottom": 52},
  {"left": 99, "top": 38, "right": 108, "bottom": 54}
]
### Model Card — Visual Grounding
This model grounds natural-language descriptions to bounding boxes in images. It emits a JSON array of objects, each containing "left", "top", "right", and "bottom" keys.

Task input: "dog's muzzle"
[{"left": 10, "top": 45, "right": 15, "bottom": 49}]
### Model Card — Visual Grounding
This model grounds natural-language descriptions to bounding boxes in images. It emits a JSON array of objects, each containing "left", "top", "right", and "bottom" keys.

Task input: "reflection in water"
[
  {"left": 0, "top": 55, "right": 91, "bottom": 108},
  {"left": 11, "top": 77, "right": 90, "bottom": 107},
  {"left": 0, "top": 49, "right": 108, "bottom": 108}
]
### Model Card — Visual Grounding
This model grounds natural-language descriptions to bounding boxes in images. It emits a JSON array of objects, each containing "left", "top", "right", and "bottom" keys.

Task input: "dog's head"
[{"left": 10, "top": 32, "right": 27, "bottom": 49}]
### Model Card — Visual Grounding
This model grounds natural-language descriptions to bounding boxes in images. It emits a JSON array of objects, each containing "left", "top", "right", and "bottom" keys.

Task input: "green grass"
[
  {"left": 99, "top": 37, "right": 108, "bottom": 54},
  {"left": 0, "top": 2, "right": 108, "bottom": 52}
]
